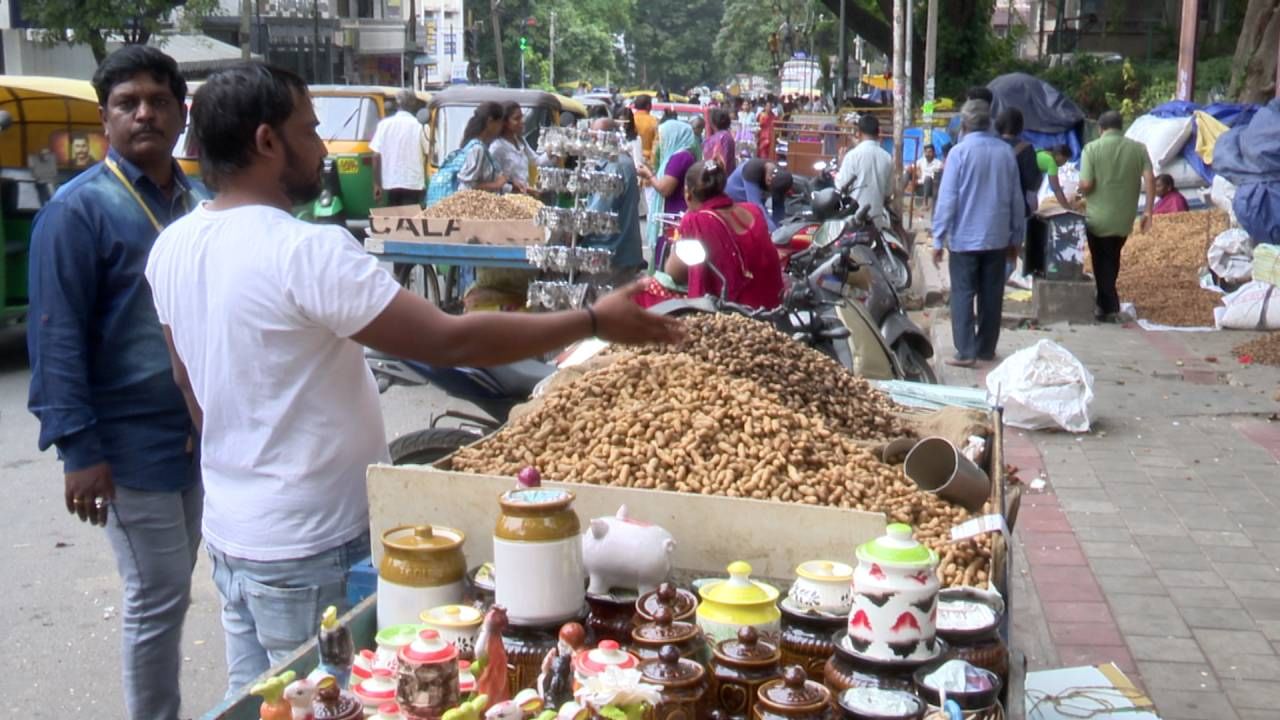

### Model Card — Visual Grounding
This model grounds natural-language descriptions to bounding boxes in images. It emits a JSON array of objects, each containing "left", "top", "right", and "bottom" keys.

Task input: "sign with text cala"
[{"left": 368, "top": 205, "right": 544, "bottom": 246}]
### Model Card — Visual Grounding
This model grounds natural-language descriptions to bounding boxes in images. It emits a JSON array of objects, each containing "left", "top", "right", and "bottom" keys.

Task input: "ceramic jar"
[
  {"left": 396, "top": 629, "right": 460, "bottom": 720},
  {"left": 572, "top": 640, "right": 641, "bottom": 686},
  {"left": 494, "top": 488, "right": 587, "bottom": 626},
  {"left": 934, "top": 589, "right": 1007, "bottom": 684},
  {"left": 822, "top": 633, "right": 926, "bottom": 698},
  {"left": 638, "top": 645, "right": 709, "bottom": 720},
  {"left": 586, "top": 592, "right": 641, "bottom": 646},
  {"left": 314, "top": 677, "right": 365, "bottom": 720},
  {"left": 778, "top": 601, "right": 845, "bottom": 680},
  {"left": 631, "top": 607, "right": 706, "bottom": 663},
  {"left": 502, "top": 621, "right": 563, "bottom": 695},
  {"left": 375, "top": 624, "right": 425, "bottom": 674},
  {"left": 375, "top": 703, "right": 405, "bottom": 720},
  {"left": 422, "top": 604, "right": 485, "bottom": 662},
  {"left": 637, "top": 582, "right": 699, "bottom": 624},
  {"left": 355, "top": 669, "right": 399, "bottom": 716},
  {"left": 845, "top": 525, "right": 940, "bottom": 664},
  {"left": 752, "top": 667, "right": 831, "bottom": 720},
  {"left": 787, "top": 561, "right": 854, "bottom": 615},
  {"left": 378, "top": 525, "right": 467, "bottom": 631},
  {"left": 468, "top": 563, "right": 496, "bottom": 612},
  {"left": 835, "top": 688, "right": 925, "bottom": 720},
  {"left": 351, "top": 648, "right": 376, "bottom": 690},
  {"left": 709, "top": 627, "right": 783, "bottom": 720},
  {"left": 458, "top": 660, "right": 476, "bottom": 695},
  {"left": 697, "top": 562, "right": 782, "bottom": 646}
]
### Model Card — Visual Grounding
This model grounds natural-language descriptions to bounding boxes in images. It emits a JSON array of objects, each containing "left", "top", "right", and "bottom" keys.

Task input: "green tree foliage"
[
  {"left": 466, "top": 0, "right": 630, "bottom": 87},
  {"left": 626, "top": 0, "right": 724, "bottom": 91},
  {"left": 23, "top": 0, "right": 220, "bottom": 64}
]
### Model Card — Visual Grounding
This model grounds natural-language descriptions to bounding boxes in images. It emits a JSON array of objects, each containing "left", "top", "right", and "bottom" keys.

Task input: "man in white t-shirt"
[
  {"left": 145, "top": 63, "right": 683, "bottom": 693},
  {"left": 369, "top": 89, "right": 427, "bottom": 206},
  {"left": 835, "top": 114, "right": 894, "bottom": 230},
  {"left": 907, "top": 144, "right": 944, "bottom": 210}
]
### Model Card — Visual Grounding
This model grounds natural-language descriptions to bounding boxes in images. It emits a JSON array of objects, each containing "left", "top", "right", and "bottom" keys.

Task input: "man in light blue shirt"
[{"left": 931, "top": 99, "right": 1024, "bottom": 368}]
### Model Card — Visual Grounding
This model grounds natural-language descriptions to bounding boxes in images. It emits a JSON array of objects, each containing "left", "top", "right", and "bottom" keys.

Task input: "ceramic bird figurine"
[
  {"left": 318, "top": 605, "right": 354, "bottom": 687},
  {"left": 474, "top": 605, "right": 510, "bottom": 704},
  {"left": 283, "top": 677, "right": 317, "bottom": 720},
  {"left": 252, "top": 670, "right": 298, "bottom": 720}
]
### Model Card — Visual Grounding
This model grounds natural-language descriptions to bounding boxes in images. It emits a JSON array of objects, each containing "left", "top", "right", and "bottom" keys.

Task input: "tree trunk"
[
  {"left": 1229, "top": 0, "right": 1280, "bottom": 102},
  {"left": 88, "top": 29, "right": 108, "bottom": 64}
]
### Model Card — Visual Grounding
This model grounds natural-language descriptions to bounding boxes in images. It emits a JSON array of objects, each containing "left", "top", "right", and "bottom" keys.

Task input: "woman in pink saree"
[{"left": 701, "top": 108, "right": 737, "bottom": 176}]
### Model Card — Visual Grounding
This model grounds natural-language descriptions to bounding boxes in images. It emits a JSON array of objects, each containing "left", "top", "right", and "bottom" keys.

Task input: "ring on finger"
[
  {"left": 94, "top": 497, "right": 108, "bottom": 509},
  {"left": 72, "top": 497, "right": 85, "bottom": 505}
]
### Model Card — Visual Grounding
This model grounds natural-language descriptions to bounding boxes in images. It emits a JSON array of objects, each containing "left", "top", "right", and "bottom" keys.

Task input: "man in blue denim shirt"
[
  {"left": 930, "top": 99, "right": 1024, "bottom": 368},
  {"left": 26, "top": 47, "right": 203, "bottom": 720}
]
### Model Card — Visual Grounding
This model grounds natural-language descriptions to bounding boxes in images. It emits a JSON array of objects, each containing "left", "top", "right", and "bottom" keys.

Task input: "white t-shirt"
[
  {"left": 370, "top": 110, "right": 427, "bottom": 191},
  {"left": 915, "top": 156, "right": 943, "bottom": 182},
  {"left": 146, "top": 204, "right": 401, "bottom": 561}
]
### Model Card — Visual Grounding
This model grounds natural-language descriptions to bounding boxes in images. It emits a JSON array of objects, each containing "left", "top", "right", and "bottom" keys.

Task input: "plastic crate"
[{"left": 347, "top": 556, "right": 376, "bottom": 607}]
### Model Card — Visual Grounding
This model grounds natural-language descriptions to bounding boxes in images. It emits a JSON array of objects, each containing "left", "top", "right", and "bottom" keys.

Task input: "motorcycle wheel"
[
  {"left": 879, "top": 249, "right": 912, "bottom": 292},
  {"left": 394, "top": 263, "right": 443, "bottom": 306},
  {"left": 389, "top": 428, "right": 485, "bottom": 466},
  {"left": 895, "top": 344, "right": 938, "bottom": 384}
]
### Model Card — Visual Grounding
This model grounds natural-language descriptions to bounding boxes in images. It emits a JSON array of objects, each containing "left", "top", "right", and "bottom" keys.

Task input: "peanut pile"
[
  {"left": 451, "top": 316, "right": 994, "bottom": 587},
  {"left": 1113, "top": 210, "right": 1230, "bottom": 326},
  {"left": 1234, "top": 332, "right": 1280, "bottom": 367},
  {"left": 424, "top": 190, "right": 541, "bottom": 220},
  {"left": 624, "top": 314, "right": 912, "bottom": 442}
]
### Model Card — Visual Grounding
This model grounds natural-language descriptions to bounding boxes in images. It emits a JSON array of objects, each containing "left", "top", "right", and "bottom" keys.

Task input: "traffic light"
[{"left": 519, "top": 36, "right": 528, "bottom": 52}]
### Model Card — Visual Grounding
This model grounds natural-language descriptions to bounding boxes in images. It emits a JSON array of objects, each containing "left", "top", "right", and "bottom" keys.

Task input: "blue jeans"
[
  {"left": 105, "top": 482, "right": 203, "bottom": 720},
  {"left": 948, "top": 248, "right": 1007, "bottom": 361},
  {"left": 208, "top": 532, "right": 371, "bottom": 696}
]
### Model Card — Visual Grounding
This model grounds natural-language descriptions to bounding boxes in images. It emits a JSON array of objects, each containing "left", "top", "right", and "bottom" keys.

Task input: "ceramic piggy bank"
[{"left": 582, "top": 505, "right": 676, "bottom": 596}]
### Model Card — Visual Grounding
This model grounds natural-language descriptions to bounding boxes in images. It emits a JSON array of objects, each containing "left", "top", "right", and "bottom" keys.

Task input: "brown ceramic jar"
[
  {"left": 586, "top": 592, "right": 640, "bottom": 646},
  {"left": 752, "top": 667, "right": 831, "bottom": 720},
  {"left": 378, "top": 525, "right": 467, "bottom": 629},
  {"left": 822, "top": 634, "right": 927, "bottom": 698},
  {"left": 502, "top": 620, "right": 565, "bottom": 695},
  {"left": 494, "top": 488, "right": 586, "bottom": 627},
  {"left": 637, "top": 582, "right": 699, "bottom": 624},
  {"left": 709, "top": 626, "right": 783, "bottom": 720},
  {"left": 639, "top": 645, "right": 709, "bottom": 720},
  {"left": 779, "top": 603, "right": 844, "bottom": 680},
  {"left": 632, "top": 607, "right": 707, "bottom": 663}
]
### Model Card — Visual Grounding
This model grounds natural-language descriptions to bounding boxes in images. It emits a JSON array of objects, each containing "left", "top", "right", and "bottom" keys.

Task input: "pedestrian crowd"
[{"left": 25, "top": 44, "right": 1171, "bottom": 718}]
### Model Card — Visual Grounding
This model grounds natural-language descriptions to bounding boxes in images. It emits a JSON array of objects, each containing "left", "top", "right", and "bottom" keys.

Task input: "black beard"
[{"left": 281, "top": 135, "right": 323, "bottom": 205}]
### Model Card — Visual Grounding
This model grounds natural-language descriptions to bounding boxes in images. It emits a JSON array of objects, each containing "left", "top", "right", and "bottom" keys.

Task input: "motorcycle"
[
  {"left": 367, "top": 352, "right": 555, "bottom": 464},
  {"left": 306, "top": 156, "right": 349, "bottom": 227}
]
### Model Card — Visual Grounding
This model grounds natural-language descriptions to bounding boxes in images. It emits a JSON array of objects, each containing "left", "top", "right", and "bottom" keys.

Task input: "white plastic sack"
[
  {"left": 1037, "top": 162, "right": 1079, "bottom": 206},
  {"left": 985, "top": 340, "right": 1095, "bottom": 433},
  {"left": 1159, "top": 157, "right": 1210, "bottom": 190},
  {"left": 1214, "top": 281, "right": 1280, "bottom": 330},
  {"left": 1125, "top": 114, "right": 1193, "bottom": 169},
  {"left": 1210, "top": 175, "right": 1238, "bottom": 223},
  {"left": 1208, "top": 228, "right": 1255, "bottom": 285}
]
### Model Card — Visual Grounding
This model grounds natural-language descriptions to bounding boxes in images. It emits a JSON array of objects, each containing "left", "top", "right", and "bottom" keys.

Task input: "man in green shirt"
[{"left": 1078, "top": 111, "right": 1155, "bottom": 323}]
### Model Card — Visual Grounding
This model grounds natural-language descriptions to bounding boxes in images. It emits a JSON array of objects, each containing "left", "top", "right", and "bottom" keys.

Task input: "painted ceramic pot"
[
  {"left": 421, "top": 604, "right": 484, "bottom": 661},
  {"left": 778, "top": 600, "right": 844, "bottom": 681},
  {"left": 638, "top": 645, "right": 708, "bottom": 720},
  {"left": 751, "top": 666, "right": 831, "bottom": 720},
  {"left": 375, "top": 624, "right": 425, "bottom": 675},
  {"left": 845, "top": 525, "right": 940, "bottom": 664},
  {"left": 351, "top": 648, "right": 376, "bottom": 690},
  {"left": 458, "top": 660, "right": 476, "bottom": 695},
  {"left": 631, "top": 606, "right": 706, "bottom": 663},
  {"left": 636, "top": 582, "right": 699, "bottom": 624},
  {"left": 709, "top": 626, "right": 782, "bottom": 720},
  {"left": 378, "top": 525, "right": 467, "bottom": 631},
  {"left": 697, "top": 562, "right": 782, "bottom": 646},
  {"left": 494, "top": 488, "right": 587, "bottom": 626},
  {"left": 572, "top": 640, "right": 641, "bottom": 687},
  {"left": 396, "top": 629, "right": 460, "bottom": 720},
  {"left": 787, "top": 561, "right": 854, "bottom": 615},
  {"left": 354, "top": 669, "right": 399, "bottom": 716}
]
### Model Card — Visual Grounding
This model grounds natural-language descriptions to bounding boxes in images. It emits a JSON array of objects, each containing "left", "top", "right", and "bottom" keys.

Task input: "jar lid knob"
[
  {"left": 657, "top": 582, "right": 677, "bottom": 602},
  {"left": 783, "top": 666, "right": 806, "bottom": 688},
  {"left": 414, "top": 526, "right": 434, "bottom": 540},
  {"left": 654, "top": 607, "right": 673, "bottom": 626},
  {"left": 658, "top": 645, "right": 680, "bottom": 665},
  {"left": 737, "top": 626, "right": 758, "bottom": 646}
]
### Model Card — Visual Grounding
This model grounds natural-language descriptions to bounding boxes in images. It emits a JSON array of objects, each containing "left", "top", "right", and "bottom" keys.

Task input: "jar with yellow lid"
[
  {"left": 377, "top": 525, "right": 467, "bottom": 630},
  {"left": 697, "top": 562, "right": 782, "bottom": 645},
  {"left": 421, "top": 604, "right": 484, "bottom": 661}
]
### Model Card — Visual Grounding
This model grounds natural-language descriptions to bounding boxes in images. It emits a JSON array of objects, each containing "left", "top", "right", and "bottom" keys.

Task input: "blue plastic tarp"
[
  {"left": 1214, "top": 98, "right": 1280, "bottom": 243},
  {"left": 1140, "top": 100, "right": 1263, "bottom": 185},
  {"left": 987, "top": 73, "right": 1085, "bottom": 134},
  {"left": 878, "top": 127, "right": 953, "bottom": 164},
  {"left": 945, "top": 106, "right": 1081, "bottom": 160}
]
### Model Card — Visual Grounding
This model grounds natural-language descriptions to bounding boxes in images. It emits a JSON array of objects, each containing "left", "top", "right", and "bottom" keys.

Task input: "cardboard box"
[{"left": 367, "top": 204, "right": 544, "bottom": 247}]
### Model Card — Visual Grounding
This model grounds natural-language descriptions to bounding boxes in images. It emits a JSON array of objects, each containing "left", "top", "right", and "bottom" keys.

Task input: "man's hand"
[
  {"left": 932, "top": 247, "right": 945, "bottom": 266},
  {"left": 1140, "top": 212, "right": 1153, "bottom": 234},
  {"left": 591, "top": 282, "right": 686, "bottom": 345},
  {"left": 65, "top": 462, "right": 114, "bottom": 527}
]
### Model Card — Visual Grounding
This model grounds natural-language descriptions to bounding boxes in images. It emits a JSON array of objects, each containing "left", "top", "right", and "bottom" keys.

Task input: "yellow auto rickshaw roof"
[
  {"left": 0, "top": 76, "right": 102, "bottom": 168},
  {"left": 309, "top": 84, "right": 431, "bottom": 103},
  {"left": 552, "top": 94, "right": 587, "bottom": 117},
  {"left": 429, "top": 86, "right": 561, "bottom": 112}
]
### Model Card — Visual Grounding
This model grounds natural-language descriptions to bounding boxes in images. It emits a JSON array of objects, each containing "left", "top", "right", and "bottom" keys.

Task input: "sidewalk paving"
[{"left": 928, "top": 310, "right": 1280, "bottom": 719}]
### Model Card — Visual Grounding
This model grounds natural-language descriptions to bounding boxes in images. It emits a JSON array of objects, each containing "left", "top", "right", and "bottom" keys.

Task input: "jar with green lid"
[
  {"left": 844, "top": 524, "right": 940, "bottom": 665},
  {"left": 493, "top": 488, "right": 586, "bottom": 626},
  {"left": 378, "top": 525, "right": 467, "bottom": 631}
]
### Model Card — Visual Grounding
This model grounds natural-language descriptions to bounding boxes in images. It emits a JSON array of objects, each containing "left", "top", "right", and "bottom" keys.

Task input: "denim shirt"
[
  {"left": 931, "top": 131, "right": 1026, "bottom": 253},
  {"left": 582, "top": 155, "right": 644, "bottom": 272},
  {"left": 725, "top": 164, "right": 786, "bottom": 231},
  {"left": 27, "top": 148, "right": 205, "bottom": 491}
]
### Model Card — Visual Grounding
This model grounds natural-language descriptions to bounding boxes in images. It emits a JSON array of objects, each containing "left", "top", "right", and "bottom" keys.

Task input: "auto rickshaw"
[
  {"left": 301, "top": 85, "right": 431, "bottom": 229},
  {"left": 425, "top": 86, "right": 584, "bottom": 177},
  {"left": 0, "top": 76, "right": 103, "bottom": 324}
]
